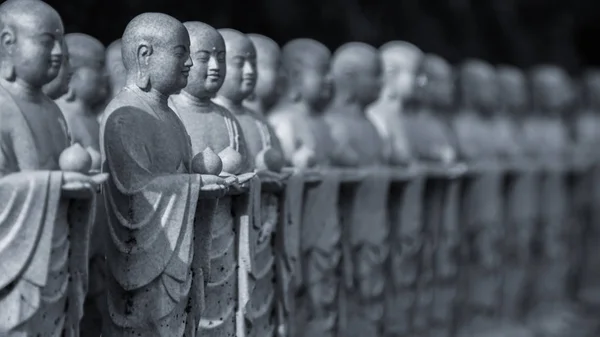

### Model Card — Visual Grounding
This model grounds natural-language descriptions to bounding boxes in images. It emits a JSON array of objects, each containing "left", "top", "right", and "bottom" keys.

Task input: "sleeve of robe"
[
  {"left": 102, "top": 107, "right": 202, "bottom": 330},
  {"left": 0, "top": 99, "right": 94, "bottom": 335}
]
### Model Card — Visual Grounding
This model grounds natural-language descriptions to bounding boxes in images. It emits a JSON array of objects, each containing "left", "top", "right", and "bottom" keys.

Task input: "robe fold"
[
  {"left": 298, "top": 170, "right": 341, "bottom": 337},
  {"left": 100, "top": 88, "right": 202, "bottom": 337},
  {"left": 275, "top": 172, "right": 305, "bottom": 337},
  {"left": 343, "top": 170, "right": 390, "bottom": 337},
  {"left": 0, "top": 82, "right": 94, "bottom": 337},
  {"left": 385, "top": 176, "right": 425, "bottom": 336}
]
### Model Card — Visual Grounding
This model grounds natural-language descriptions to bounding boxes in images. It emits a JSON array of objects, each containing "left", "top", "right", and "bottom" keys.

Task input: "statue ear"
[
  {"left": 0, "top": 28, "right": 16, "bottom": 81},
  {"left": 136, "top": 42, "right": 152, "bottom": 91}
]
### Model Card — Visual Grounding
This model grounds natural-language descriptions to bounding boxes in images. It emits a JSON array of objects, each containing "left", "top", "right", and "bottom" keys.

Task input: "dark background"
[{"left": 46, "top": 0, "right": 600, "bottom": 74}]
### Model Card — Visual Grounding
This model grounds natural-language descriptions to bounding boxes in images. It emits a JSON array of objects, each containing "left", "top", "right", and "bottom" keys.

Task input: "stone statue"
[
  {"left": 168, "top": 21, "right": 255, "bottom": 337},
  {"left": 326, "top": 42, "right": 389, "bottom": 337},
  {"left": 360, "top": 40, "right": 421, "bottom": 337},
  {"left": 53, "top": 33, "right": 110, "bottom": 336},
  {"left": 0, "top": 0, "right": 107, "bottom": 335},
  {"left": 57, "top": 33, "right": 107, "bottom": 171},
  {"left": 105, "top": 39, "right": 125, "bottom": 101},
  {"left": 268, "top": 38, "right": 334, "bottom": 168},
  {"left": 244, "top": 34, "right": 281, "bottom": 115},
  {"left": 578, "top": 69, "right": 600, "bottom": 304},
  {"left": 367, "top": 41, "right": 422, "bottom": 166},
  {"left": 99, "top": 13, "right": 230, "bottom": 337},
  {"left": 404, "top": 53, "right": 460, "bottom": 337},
  {"left": 267, "top": 38, "right": 340, "bottom": 337},
  {"left": 214, "top": 28, "right": 288, "bottom": 337},
  {"left": 452, "top": 59, "right": 504, "bottom": 325},
  {"left": 496, "top": 65, "right": 537, "bottom": 319},
  {"left": 43, "top": 40, "right": 71, "bottom": 100},
  {"left": 528, "top": 65, "right": 572, "bottom": 306}
]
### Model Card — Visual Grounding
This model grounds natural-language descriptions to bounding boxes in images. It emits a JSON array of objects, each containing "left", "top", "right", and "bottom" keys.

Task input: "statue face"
[
  {"left": 43, "top": 49, "right": 71, "bottom": 99},
  {"left": 220, "top": 37, "right": 257, "bottom": 101},
  {"left": 386, "top": 56, "right": 418, "bottom": 99},
  {"left": 147, "top": 27, "right": 192, "bottom": 95},
  {"left": 297, "top": 57, "right": 332, "bottom": 109},
  {"left": 254, "top": 55, "right": 279, "bottom": 104},
  {"left": 5, "top": 14, "right": 64, "bottom": 87},
  {"left": 429, "top": 69, "right": 453, "bottom": 108},
  {"left": 355, "top": 57, "right": 382, "bottom": 105},
  {"left": 187, "top": 32, "right": 226, "bottom": 97},
  {"left": 73, "top": 66, "right": 107, "bottom": 106}
]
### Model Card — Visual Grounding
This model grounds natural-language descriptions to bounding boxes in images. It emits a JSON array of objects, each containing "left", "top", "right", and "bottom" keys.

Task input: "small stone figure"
[
  {"left": 362, "top": 40, "right": 421, "bottom": 337},
  {"left": 367, "top": 41, "right": 422, "bottom": 166},
  {"left": 215, "top": 28, "right": 286, "bottom": 337},
  {"left": 404, "top": 53, "right": 459, "bottom": 337},
  {"left": 0, "top": 0, "right": 106, "bottom": 335},
  {"left": 268, "top": 38, "right": 335, "bottom": 168},
  {"left": 100, "top": 13, "right": 228, "bottom": 337},
  {"left": 496, "top": 65, "right": 537, "bottom": 319},
  {"left": 43, "top": 40, "right": 72, "bottom": 100},
  {"left": 57, "top": 33, "right": 107, "bottom": 171},
  {"left": 453, "top": 59, "right": 504, "bottom": 324},
  {"left": 168, "top": 21, "right": 253, "bottom": 337},
  {"left": 578, "top": 69, "right": 600, "bottom": 304},
  {"left": 528, "top": 65, "right": 572, "bottom": 306},
  {"left": 244, "top": 34, "right": 281, "bottom": 115},
  {"left": 105, "top": 39, "right": 126, "bottom": 101},
  {"left": 326, "top": 42, "right": 389, "bottom": 337}
]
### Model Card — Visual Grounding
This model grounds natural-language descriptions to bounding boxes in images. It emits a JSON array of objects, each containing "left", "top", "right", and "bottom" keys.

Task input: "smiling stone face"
[
  {"left": 0, "top": 0, "right": 65, "bottom": 87},
  {"left": 183, "top": 22, "right": 226, "bottom": 98},
  {"left": 217, "top": 28, "right": 257, "bottom": 103}
]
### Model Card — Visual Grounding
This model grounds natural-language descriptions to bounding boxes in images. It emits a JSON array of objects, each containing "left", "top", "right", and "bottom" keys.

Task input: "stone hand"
[{"left": 62, "top": 172, "right": 108, "bottom": 199}]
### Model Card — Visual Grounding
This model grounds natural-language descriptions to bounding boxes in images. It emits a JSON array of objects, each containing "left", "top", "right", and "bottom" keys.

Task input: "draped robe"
[
  {"left": 204, "top": 97, "right": 283, "bottom": 337},
  {"left": 170, "top": 94, "right": 251, "bottom": 337},
  {"left": 0, "top": 84, "right": 94, "bottom": 337},
  {"left": 452, "top": 112, "right": 503, "bottom": 320},
  {"left": 100, "top": 87, "right": 202, "bottom": 337}
]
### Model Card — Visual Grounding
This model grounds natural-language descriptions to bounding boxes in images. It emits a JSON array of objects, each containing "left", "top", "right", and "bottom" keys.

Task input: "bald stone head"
[
  {"left": 280, "top": 38, "right": 332, "bottom": 109},
  {"left": 414, "top": 54, "right": 454, "bottom": 108},
  {"left": 42, "top": 40, "right": 71, "bottom": 99},
  {"left": 379, "top": 41, "right": 423, "bottom": 100},
  {"left": 122, "top": 12, "right": 192, "bottom": 96},
  {"left": 217, "top": 28, "right": 256, "bottom": 103},
  {"left": 331, "top": 42, "right": 382, "bottom": 107},
  {"left": 530, "top": 64, "right": 573, "bottom": 112},
  {"left": 459, "top": 58, "right": 498, "bottom": 112},
  {"left": 181, "top": 21, "right": 226, "bottom": 99},
  {"left": 247, "top": 33, "right": 281, "bottom": 109},
  {"left": 65, "top": 33, "right": 105, "bottom": 70},
  {"left": 64, "top": 33, "right": 108, "bottom": 105},
  {"left": 0, "top": 0, "right": 64, "bottom": 88},
  {"left": 497, "top": 65, "right": 528, "bottom": 112},
  {"left": 106, "top": 39, "right": 125, "bottom": 98}
]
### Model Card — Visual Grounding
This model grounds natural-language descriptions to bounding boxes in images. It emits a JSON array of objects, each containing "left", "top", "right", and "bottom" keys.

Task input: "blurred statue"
[
  {"left": 0, "top": 0, "right": 106, "bottom": 335},
  {"left": 404, "top": 53, "right": 459, "bottom": 337},
  {"left": 105, "top": 39, "right": 125, "bottom": 100},
  {"left": 496, "top": 65, "right": 537, "bottom": 319},
  {"left": 168, "top": 21, "right": 253, "bottom": 337},
  {"left": 100, "top": 13, "right": 227, "bottom": 336},
  {"left": 453, "top": 59, "right": 503, "bottom": 325},
  {"left": 367, "top": 41, "right": 422, "bottom": 166},
  {"left": 267, "top": 38, "right": 337, "bottom": 337},
  {"left": 57, "top": 33, "right": 107, "bottom": 171},
  {"left": 528, "top": 65, "right": 573, "bottom": 306},
  {"left": 578, "top": 69, "right": 600, "bottom": 305},
  {"left": 326, "top": 42, "right": 388, "bottom": 337},
  {"left": 268, "top": 38, "right": 334, "bottom": 168},
  {"left": 215, "top": 28, "right": 287, "bottom": 337},
  {"left": 244, "top": 34, "right": 282, "bottom": 115}
]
